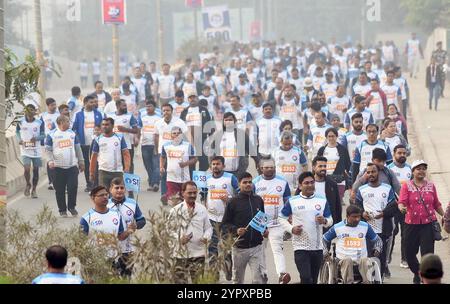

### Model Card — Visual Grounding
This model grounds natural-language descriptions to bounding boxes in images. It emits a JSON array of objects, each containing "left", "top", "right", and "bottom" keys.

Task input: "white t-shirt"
[
  {"left": 154, "top": 117, "right": 188, "bottom": 154},
  {"left": 279, "top": 98, "right": 303, "bottom": 130},
  {"left": 323, "top": 146, "right": 340, "bottom": 176},
  {"left": 271, "top": 146, "right": 308, "bottom": 191},
  {"left": 157, "top": 74, "right": 176, "bottom": 99},
  {"left": 97, "top": 93, "right": 107, "bottom": 110},
  {"left": 220, "top": 131, "right": 240, "bottom": 172},
  {"left": 381, "top": 84, "right": 401, "bottom": 108},
  {"left": 162, "top": 141, "right": 195, "bottom": 183},
  {"left": 83, "top": 111, "right": 95, "bottom": 145},
  {"left": 356, "top": 183, "right": 395, "bottom": 233},
  {"left": 140, "top": 113, "right": 161, "bottom": 146},
  {"left": 91, "top": 134, "right": 127, "bottom": 172},
  {"left": 46, "top": 129, "right": 79, "bottom": 169},
  {"left": 206, "top": 172, "right": 239, "bottom": 222},
  {"left": 315, "top": 181, "right": 326, "bottom": 197},
  {"left": 17, "top": 117, "right": 44, "bottom": 158},
  {"left": 256, "top": 117, "right": 282, "bottom": 155},
  {"left": 40, "top": 111, "right": 59, "bottom": 136},
  {"left": 107, "top": 113, "right": 138, "bottom": 149},
  {"left": 131, "top": 77, "right": 147, "bottom": 102},
  {"left": 170, "top": 101, "right": 189, "bottom": 118},
  {"left": 253, "top": 175, "right": 290, "bottom": 227},
  {"left": 328, "top": 96, "right": 351, "bottom": 122}
]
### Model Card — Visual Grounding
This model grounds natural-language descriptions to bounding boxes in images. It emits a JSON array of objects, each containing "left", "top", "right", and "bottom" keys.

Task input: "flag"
[
  {"left": 124, "top": 173, "right": 140, "bottom": 193},
  {"left": 249, "top": 211, "right": 269, "bottom": 234},
  {"left": 192, "top": 171, "right": 207, "bottom": 188}
]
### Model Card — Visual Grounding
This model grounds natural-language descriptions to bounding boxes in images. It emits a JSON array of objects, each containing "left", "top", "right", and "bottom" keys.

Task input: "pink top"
[{"left": 398, "top": 180, "right": 442, "bottom": 225}]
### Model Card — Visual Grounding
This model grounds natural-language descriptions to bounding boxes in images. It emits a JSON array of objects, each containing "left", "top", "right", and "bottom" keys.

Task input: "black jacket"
[
  {"left": 317, "top": 143, "right": 352, "bottom": 188},
  {"left": 221, "top": 192, "right": 265, "bottom": 249},
  {"left": 295, "top": 176, "right": 342, "bottom": 224}
]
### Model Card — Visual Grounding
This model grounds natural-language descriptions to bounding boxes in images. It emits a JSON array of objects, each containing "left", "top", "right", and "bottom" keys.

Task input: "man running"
[
  {"left": 280, "top": 171, "right": 333, "bottom": 284},
  {"left": 40, "top": 98, "right": 59, "bottom": 190},
  {"left": 253, "top": 159, "right": 291, "bottom": 284},
  {"left": 16, "top": 104, "right": 45, "bottom": 198}
]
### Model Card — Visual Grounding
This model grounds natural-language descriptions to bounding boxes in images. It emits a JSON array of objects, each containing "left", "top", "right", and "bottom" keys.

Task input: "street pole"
[
  {"left": 112, "top": 24, "right": 120, "bottom": 87},
  {"left": 194, "top": 7, "right": 199, "bottom": 42},
  {"left": 33, "top": 0, "right": 46, "bottom": 110},
  {"left": 361, "top": 4, "right": 366, "bottom": 46},
  {"left": 156, "top": 0, "right": 164, "bottom": 65},
  {"left": 0, "top": 0, "right": 6, "bottom": 251},
  {"left": 239, "top": 1, "right": 243, "bottom": 41}
]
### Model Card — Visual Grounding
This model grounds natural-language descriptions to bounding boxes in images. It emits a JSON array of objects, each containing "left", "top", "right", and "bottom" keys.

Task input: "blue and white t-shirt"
[
  {"left": 355, "top": 183, "right": 395, "bottom": 233},
  {"left": 32, "top": 273, "right": 84, "bottom": 284},
  {"left": 253, "top": 175, "right": 291, "bottom": 227},
  {"left": 280, "top": 193, "right": 333, "bottom": 251},
  {"left": 353, "top": 140, "right": 393, "bottom": 172},
  {"left": 323, "top": 220, "right": 378, "bottom": 261},
  {"left": 107, "top": 198, "right": 145, "bottom": 253}
]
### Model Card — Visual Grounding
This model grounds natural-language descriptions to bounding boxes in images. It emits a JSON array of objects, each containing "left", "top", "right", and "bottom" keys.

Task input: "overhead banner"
[
  {"left": 202, "top": 6, "right": 231, "bottom": 42},
  {"left": 102, "top": 0, "right": 127, "bottom": 24},
  {"left": 185, "top": 0, "right": 203, "bottom": 9}
]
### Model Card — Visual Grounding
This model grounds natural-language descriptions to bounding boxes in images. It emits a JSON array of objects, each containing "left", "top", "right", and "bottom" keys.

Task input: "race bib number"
[
  {"left": 282, "top": 106, "right": 295, "bottom": 114},
  {"left": 162, "top": 132, "right": 172, "bottom": 140},
  {"left": 175, "top": 107, "right": 184, "bottom": 115},
  {"left": 98, "top": 99, "right": 106, "bottom": 109},
  {"left": 143, "top": 125, "right": 155, "bottom": 133},
  {"left": 223, "top": 149, "right": 237, "bottom": 158},
  {"left": 58, "top": 139, "right": 73, "bottom": 149},
  {"left": 210, "top": 190, "right": 228, "bottom": 200},
  {"left": 327, "top": 161, "right": 337, "bottom": 172},
  {"left": 167, "top": 150, "right": 184, "bottom": 158},
  {"left": 314, "top": 134, "right": 325, "bottom": 144},
  {"left": 343, "top": 237, "right": 363, "bottom": 249},
  {"left": 24, "top": 141, "right": 36, "bottom": 148},
  {"left": 187, "top": 113, "right": 201, "bottom": 123},
  {"left": 281, "top": 164, "right": 297, "bottom": 173},
  {"left": 85, "top": 122, "right": 95, "bottom": 129},
  {"left": 263, "top": 195, "right": 280, "bottom": 206},
  {"left": 336, "top": 104, "right": 347, "bottom": 111}
]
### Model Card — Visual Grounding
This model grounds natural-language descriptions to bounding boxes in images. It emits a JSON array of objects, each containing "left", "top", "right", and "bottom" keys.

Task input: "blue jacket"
[{"left": 72, "top": 109, "right": 104, "bottom": 145}]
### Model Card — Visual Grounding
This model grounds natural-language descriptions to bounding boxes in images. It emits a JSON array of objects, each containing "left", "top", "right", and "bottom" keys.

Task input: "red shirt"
[{"left": 398, "top": 180, "right": 442, "bottom": 225}]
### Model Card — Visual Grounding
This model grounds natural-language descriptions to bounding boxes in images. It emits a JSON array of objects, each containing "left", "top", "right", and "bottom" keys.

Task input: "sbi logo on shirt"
[
  {"left": 113, "top": 218, "right": 119, "bottom": 225},
  {"left": 92, "top": 220, "right": 103, "bottom": 226}
]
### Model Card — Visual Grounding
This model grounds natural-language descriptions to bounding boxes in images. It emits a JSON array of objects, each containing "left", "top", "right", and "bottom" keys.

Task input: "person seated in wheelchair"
[{"left": 323, "top": 205, "right": 383, "bottom": 284}]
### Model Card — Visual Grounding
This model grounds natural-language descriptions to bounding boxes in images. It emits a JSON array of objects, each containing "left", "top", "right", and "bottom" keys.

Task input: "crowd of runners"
[{"left": 17, "top": 34, "right": 450, "bottom": 284}]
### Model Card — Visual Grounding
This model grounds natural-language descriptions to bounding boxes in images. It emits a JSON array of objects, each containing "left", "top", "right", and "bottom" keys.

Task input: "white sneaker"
[{"left": 400, "top": 260, "right": 409, "bottom": 269}]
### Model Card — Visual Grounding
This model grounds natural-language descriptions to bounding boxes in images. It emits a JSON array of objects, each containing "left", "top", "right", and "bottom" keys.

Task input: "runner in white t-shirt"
[{"left": 160, "top": 126, "right": 197, "bottom": 206}]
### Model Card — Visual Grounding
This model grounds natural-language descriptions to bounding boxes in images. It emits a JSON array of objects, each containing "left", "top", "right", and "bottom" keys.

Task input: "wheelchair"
[{"left": 319, "top": 244, "right": 383, "bottom": 284}]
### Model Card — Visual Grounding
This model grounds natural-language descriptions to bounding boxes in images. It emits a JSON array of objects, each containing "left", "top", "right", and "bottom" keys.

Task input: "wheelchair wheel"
[
  {"left": 366, "top": 257, "right": 383, "bottom": 284},
  {"left": 319, "top": 260, "right": 336, "bottom": 284}
]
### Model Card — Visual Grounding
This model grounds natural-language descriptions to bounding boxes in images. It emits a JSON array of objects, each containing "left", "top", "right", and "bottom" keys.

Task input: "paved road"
[{"left": 7, "top": 69, "right": 450, "bottom": 284}]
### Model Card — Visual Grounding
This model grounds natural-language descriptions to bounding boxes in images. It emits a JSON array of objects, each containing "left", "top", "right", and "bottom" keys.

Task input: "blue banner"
[
  {"left": 249, "top": 211, "right": 269, "bottom": 234},
  {"left": 124, "top": 173, "right": 140, "bottom": 193}
]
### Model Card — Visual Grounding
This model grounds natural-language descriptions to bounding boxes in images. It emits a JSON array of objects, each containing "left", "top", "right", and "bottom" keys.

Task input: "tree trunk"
[{"left": 0, "top": 0, "right": 7, "bottom": 251}]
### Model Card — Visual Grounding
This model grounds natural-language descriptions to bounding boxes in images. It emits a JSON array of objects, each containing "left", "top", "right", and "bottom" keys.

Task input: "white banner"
[{"left": 202, "top": 6, "right": 231, "bottom": 42}]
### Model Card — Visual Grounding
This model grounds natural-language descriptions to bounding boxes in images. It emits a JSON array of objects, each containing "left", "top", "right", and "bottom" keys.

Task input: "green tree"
[
  {"left": 400, "top": 0, "right": 450, "bottom": 32},
  {"left": 4, "top": 48, "right": 40, "bottom": 125}
]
